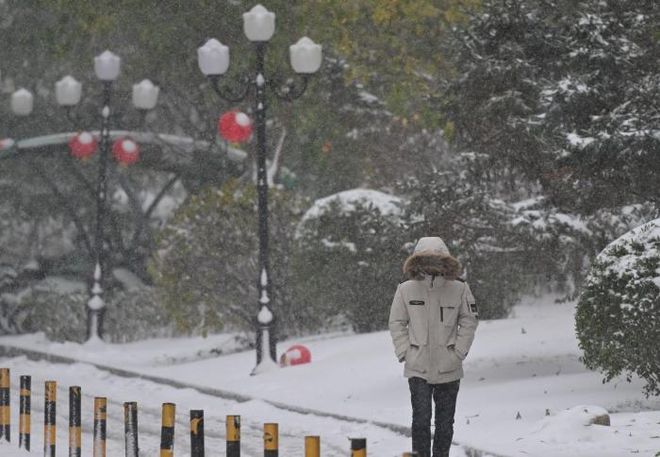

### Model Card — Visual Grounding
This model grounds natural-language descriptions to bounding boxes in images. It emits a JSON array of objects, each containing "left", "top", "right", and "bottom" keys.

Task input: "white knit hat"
[{"left": 413, "top": 236, "right": 450, "bottom": 257}]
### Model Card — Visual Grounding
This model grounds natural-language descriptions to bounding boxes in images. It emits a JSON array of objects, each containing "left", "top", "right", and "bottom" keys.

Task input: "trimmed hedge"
[{"left": 576, "top": 219, "right": 660, "bottom": 396}]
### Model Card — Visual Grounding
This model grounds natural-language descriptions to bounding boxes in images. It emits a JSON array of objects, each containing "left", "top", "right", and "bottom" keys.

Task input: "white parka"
[{"left": 388, "top": 238, "right": 479, "bottom": 384}]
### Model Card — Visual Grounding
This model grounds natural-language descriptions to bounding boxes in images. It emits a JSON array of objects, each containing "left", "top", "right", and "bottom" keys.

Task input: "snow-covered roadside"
[
  {"left": 1, "top": 294, "right": 658, "bottom": 456},
  {"left": 0, "top": 332, "right": 249, "bottom": 367},
  {"left": 0, "top": 358, "right": 421, "bottom": 457},
  {"left": 0, "top": 442, "right": 30, "bottom": 457}
]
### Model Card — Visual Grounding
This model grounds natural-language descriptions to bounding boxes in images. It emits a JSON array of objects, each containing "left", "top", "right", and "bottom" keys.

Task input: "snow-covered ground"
[{"left": 1, "top": 294, "right": 659, "bottom": 456}]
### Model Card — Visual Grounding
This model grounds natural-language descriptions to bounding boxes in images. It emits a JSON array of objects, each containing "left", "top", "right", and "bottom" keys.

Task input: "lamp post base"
[
  {"left": 85, "top": 306, "right": 105, "bottom": 343},
  {"left": 250, "top": 357, "right": 279, "bottom": 376},
  {"left": 251, "top": 325, "right": 279, "bottom": 376}
]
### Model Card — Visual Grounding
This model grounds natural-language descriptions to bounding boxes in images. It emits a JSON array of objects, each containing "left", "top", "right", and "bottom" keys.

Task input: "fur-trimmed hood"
[
  {"left": 403, "top": 237, "right": 462, "bottom": 280},
  {"left": 403, "top": 252, "right": 462, "bottom": 280}
]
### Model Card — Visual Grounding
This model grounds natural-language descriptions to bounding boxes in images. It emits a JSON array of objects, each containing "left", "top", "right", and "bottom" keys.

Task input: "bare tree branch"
[{"left": 267, "top": 126, "right": 287, "bottom": 186}]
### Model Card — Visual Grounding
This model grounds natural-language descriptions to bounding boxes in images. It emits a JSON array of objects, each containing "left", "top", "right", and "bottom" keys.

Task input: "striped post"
[
  {"left": 190, "top": 410, "right": 204, "bottom": 457},
  {"left": 160, "top": 403, "right": 176, "bottom": 457},
  {"left": 124, "top": 402, "right": 139, "bottom": 457},
  {"left": 304, "top": 436, "right": 320, "bottom": 457},
  {"left": 69, "top": 387, "right": 82, "bottom": 457},
  {"left": 0, "top": 368, "right": 9, "bottom": 442},
  {"left": 226, "top": 415, "right": 240, "bottom": 457},
  {"left": 350, "top": 438, "right": 366, "bottom": 457},
  {"left": 93, "top": 397, "right": 107, "bottom": 457},
  {"left": 44, "top": 381, "right": 57, "bottom": 457},
  {"left": 19, "top": 375, "right": 31, "bottom": 450},
  {"left": 264, "top": 423, "right": 278, "bottom": 457}
]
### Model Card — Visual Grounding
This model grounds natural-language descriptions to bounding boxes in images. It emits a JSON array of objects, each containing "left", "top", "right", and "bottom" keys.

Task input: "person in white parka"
[{"left": 389, "top": 237, "right": 479, "bottom": 457}]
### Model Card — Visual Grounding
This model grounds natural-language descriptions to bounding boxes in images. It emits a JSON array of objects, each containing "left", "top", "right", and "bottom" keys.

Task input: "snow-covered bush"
[
  {"left": 508, "top": 200, "right": 657, "bottom": 296},
  {"left": 151, "top": 182, "right": 308, "bottom": 336},
  {"left": 103, "top": 287, "right": 175, "bottom": 343},
  {"left": 576, "top": 219, "right": 660, "bottom": 396},
  {"left": 6, "top": 280, "right": 88, "bottom": 341},
  {"left": 293, "top": 189, "right": 405, "bottom": 333},
  {"left": 399, "top": 166, "right": 526, "bottom": 319},
  {"left": 0, "top": 272, "right": 171, "bottom": 342}
]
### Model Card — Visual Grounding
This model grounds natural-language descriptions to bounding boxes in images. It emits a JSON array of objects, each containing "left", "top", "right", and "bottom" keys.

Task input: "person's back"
[{"left": 389, "top": 237, "right": 479, "bottom": 457}]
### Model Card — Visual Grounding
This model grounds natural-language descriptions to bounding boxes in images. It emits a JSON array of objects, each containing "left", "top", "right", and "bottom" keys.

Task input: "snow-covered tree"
[
  {"left": 398, "top": 155, "right": 525, "bottom": 318},
  {"left": 537, "top": 0, "right": 659, "bottom": 211},
  {"left": 442, "top": 0, "right": 659, "bottom": 211},
  {"left": 398, "top": 151, "right": 658, "bottom": 310}
]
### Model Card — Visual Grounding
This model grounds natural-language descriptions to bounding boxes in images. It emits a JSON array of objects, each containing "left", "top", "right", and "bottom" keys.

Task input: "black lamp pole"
[
  {"left": 253, "top": 42, "right": 275, "bottom": 366},
  {"left": 86, "top": 82, "right": 113, "bottom": 341},
  {"left": 206, "top": 41, "right": 311, "bottom": 372}
]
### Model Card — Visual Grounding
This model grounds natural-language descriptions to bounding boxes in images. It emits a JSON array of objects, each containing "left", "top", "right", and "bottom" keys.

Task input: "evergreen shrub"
[
  {"left": 399, "top": 165, "right": 524, "bottom": 319},
  {"left": 293, "top": 191, "right": 404, "bottom": 333},
  {"left": 150, "top": 182, "right": 307, "bottom": 337},
  {"left": 6, "top": 279, "right": 169, "bottom": 343},
  {"left": 576, "top": 218, "right": 660, "bottom": 396}
]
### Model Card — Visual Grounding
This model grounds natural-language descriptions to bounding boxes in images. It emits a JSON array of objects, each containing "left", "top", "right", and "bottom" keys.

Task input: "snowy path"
[{"left": 1, "top": 295, "right": 658, "bottom": 456}]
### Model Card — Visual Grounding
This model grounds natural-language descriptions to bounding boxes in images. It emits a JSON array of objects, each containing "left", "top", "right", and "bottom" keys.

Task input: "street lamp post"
[
  {"left": 11, "top": 50, "right": 160, "bottom": 342},
  {"left": 198, "top": 4, "right": 322, "bottom": 374},
  {"left": 86, "top": 50, "right": 121, "bottom": 342}
]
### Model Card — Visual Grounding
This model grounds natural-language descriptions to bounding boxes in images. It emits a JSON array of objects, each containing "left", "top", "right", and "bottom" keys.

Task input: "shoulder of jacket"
[
  {"left": 398, "top": 279, "right": 422, "bottom": 290},
  {"left": 443, "top": 278, "right": 469, "bottom": 296}
]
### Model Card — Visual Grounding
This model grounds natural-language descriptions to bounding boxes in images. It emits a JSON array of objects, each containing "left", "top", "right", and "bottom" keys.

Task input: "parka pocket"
[
  {"left": 437, "top": 345, "right": 462, "bottom": 373},
  {"left": 405, "top": 344, "right": 428, "bottom": 374},
  {"left": 442, "top": 305, "right": 458, "bottom": 326}
]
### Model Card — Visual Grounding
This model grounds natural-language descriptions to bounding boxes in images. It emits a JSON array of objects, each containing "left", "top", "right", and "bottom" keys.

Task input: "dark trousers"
[{"left": 408, "top": 377, "right": 460, "bottom": 457}]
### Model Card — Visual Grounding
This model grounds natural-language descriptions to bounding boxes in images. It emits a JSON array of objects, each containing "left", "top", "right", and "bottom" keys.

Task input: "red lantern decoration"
[
  {"left": 0, "top": 138, "right": 15, "bottom": 152},
  {"left": 68, "top": 132, "right": 98, "bottom": 160},
  {"left": 218, "top": 110, "right": 253, "bottom": 144},
  {"left": 279, "top": 344, "right": 312, "bottom": 367},
  {"left": 112, "top": 137, "right": 140, "bottom": 166}
]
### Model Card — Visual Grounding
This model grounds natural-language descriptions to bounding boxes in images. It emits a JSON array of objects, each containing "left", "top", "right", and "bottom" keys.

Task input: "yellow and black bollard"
[
  {"left": 44, "top": 381, "right": 57, "bottom": 457},
  {"left": 350, "top": 438, "right": 366, "bottom": 457},
  {"left": 19, "top": 375, "right": 31, "bottom": 450},
  {"left": 124, "top": 402, "right": 139, "bottom": 457},
  {"left": 304, "top": 436, "right": 320, "bottom": 457},
  {"left": 0, "top": 368, "right": 9, "bottom": 443},
  {"left": 93, "top": 397, "right": 107, "bottom": 457},
  {"left": 226, "top": 415, "right": 240, "bottom": 457},
  {"left": 69, "top": 386, "right": 82, "bottom": 457},
  {"left": 160, "top": 403, "right": 176, "bottom": 457},
  {"left": 264, "top": 423, "right": 278, "bottom": 457},
  {"left": 190, "top": 410, "right": 204, "bottom": 457},
  {"left": 402, "top": 453, "right": 418, "bottom": 457}
]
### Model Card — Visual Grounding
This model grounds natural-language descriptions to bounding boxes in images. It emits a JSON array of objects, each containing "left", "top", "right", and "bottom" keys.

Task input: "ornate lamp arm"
[
  {"left": 268, "top": 74, "right": 310, "bottom": 102},
  {"left": 208, "top": 74, "right": 252, "bottom": 103}
]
